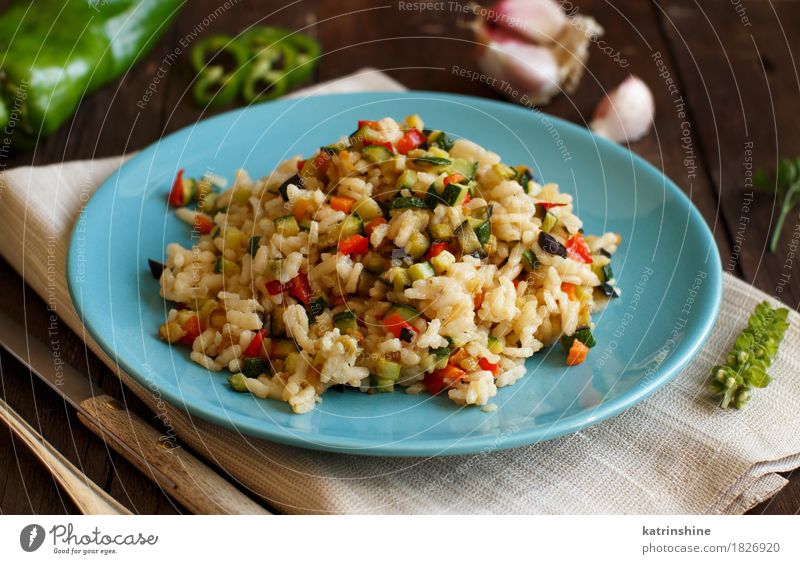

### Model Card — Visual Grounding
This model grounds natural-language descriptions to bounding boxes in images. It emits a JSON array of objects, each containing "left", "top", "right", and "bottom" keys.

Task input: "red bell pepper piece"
[
  {"left": 462, "top": 192, "right": 471, "bottom": 205},
  {"left": 425, "top": 242, "right": 450, "bottom": 260},
  {"left": 424, "top": 363, "right": 466, "bottom": 395},
  {"left": 358, "top": 120, "right": 379, "bottom": 128},
  {"left": 168, "top": 168, "right": 187, "bottom": 207},
  {"left": 338, "top": 234, "right": 369, "bottom": 256},
  {"left": 565, "top": 233, "right": 593, "bottom": 264},
  {"left": 396, "top": 128, "right": 426, "bottom": 154},
  {"left": 266, "top": 280, "right": 284, "bottom": 295},
  {"left": 193, "top": 214, "right": 215, "bottom": 234},
  {"left": 296, "top": 159, "right": 305, "bottom": 172},
  {"left": 478, "top": 357, "right": 499, "bottom": 375},
  {"left": 244, "top": 329, "right": 266, "bottom": 358},
  {"left": 364, "top": 139, "right": 394, "bottom": 153},
  {"left": 536, "top": 202, "right": 567, "bottom": 210},
  {"left": 179, "top": 315, "right": 202, "bottom": 345},
  {"left": 287, "top": 272, "right": 312, "bottom": 305},
  {"left": 382, "top": 313, "right": 419, "bottom": 339}
]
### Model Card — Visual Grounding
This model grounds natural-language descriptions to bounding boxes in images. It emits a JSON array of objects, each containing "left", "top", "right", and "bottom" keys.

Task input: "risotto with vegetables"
[{"left": 153, "top": 115, "right": 620, "bottom": 414}]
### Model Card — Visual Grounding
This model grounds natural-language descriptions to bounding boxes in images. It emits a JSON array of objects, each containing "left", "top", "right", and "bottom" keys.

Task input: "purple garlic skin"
[
  {"left": 473, "top": 0, "right": 604, "bottom": 105},
  {"left": 590, "top": 75, "right": 655, "bottom": 143}
]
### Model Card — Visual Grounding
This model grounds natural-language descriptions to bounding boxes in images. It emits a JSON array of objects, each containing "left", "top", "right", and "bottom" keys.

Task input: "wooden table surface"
[{"left": 1, "top": 0, "right": 799, "bottom": 514}]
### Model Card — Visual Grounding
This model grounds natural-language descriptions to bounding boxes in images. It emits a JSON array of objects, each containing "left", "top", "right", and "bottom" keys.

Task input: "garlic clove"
[
  {"left": 488, "top": 0, "right": 568, "bottom": 45},
  {"left": 590, "top": 75, "right": 655, "bottom": 143},
  {"left": 476, "top": 30, "right": 561, "bottom": 104}
]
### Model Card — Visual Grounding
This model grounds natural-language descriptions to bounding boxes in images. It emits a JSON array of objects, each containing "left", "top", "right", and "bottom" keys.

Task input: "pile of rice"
[{"left": 155, "top": 115, "right": 620, "bottom": 414}]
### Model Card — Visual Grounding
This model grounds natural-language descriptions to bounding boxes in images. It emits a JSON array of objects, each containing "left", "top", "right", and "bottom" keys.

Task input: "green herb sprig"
[
  {"left": 754, "top": 158, "right": 800, "bottom": 252},
  {"left": 710, "top": 302, "right": 790, "bottom": 409}
]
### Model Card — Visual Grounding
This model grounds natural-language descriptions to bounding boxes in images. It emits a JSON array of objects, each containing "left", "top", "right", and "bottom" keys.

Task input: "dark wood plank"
[{"left": 656, "top": 0, "right": 800, "bottom": 307}]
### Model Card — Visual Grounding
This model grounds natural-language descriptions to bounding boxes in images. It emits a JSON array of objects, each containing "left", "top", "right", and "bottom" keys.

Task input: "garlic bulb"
[
  {"left": 590, "top": 75, "right": 655, "bottom": 143},
  {"left": 473, "top": 0, "right": 603, "bottom": 105},
  {"left": 489, "top": 0, "right": 567, "bottom": 44},
  {"left": 475, "top": 25, "right": 560, "bottom": 102}
]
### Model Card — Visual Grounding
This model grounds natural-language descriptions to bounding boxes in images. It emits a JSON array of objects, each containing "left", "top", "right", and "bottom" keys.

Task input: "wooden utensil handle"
[
  {"left": 77, "top": 394, "right": 269, "bottom": 515},
  {"left": 0, "top": 397, "right": 130, "bottom": 515}
]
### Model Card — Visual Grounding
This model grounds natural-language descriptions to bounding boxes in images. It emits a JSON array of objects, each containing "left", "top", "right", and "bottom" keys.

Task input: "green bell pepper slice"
[
  {"left": 190, "top": 34, "right": 249, "bottom": 108},
  {"left": 0, "top": 0, "right": 184, "bottom": 149}
]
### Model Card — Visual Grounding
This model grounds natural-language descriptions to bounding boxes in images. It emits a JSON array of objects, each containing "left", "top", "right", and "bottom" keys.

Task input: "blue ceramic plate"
[{"left": 67, "top": 91, "right": 722, "bottom": 456}]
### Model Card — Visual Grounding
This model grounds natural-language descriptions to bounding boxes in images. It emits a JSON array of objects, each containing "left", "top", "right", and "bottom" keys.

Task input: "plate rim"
[{"left": 67, "top": 90, "right": 723, "bottom": 456}]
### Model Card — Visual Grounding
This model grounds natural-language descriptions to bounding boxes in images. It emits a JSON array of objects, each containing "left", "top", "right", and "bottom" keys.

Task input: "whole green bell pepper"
[{"left": 0, "top": 0, "right": 184, "bottom": 149}]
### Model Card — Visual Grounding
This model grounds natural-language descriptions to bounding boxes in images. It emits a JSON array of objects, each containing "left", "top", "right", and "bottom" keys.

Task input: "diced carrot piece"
[
  {"left": 566, "top": 339, "right": 589, "bottom": 366},
  {"left": 561, "top": 282, "right": 577, "bottom": 300},
  {"left": 443, "top": 173, "right": 466, "bottom": 187},
  {"left": 294, "top": 198, "right": 312, "bottom": 221},
  {"left": 330, "top": 196, "right": 356, "bottom": 213},
  {"left": 473, "top": 292, "right": 484, "bottom": 311},
  {"left": 364, "top": 217, "right": 387, "bottom": 237}
]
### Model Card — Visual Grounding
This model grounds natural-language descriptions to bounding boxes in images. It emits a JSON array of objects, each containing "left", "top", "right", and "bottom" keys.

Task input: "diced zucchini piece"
[
  {"left": 492, "top": 163, "right": 516, "bottom": 179},
  {"left": 383, "top": 267, "right": 411, "bottom": 292},
  {"left": 522, "top": 250, "right": 541, "bottom": 272},
  {"left": 362, "top": 144, "right": 394, "bottom": 164},
  {"left": 321, "top": 142, "right": 347, "bottom": 155},
  {"left": 395, "top": 169, "right": 417, "bottom": 191},
  {"left": 271, "top": 339, "right": 297, "bottom": 359},
  {"left": 413, "top": 156, "right": 452, "bottom": 167},
  {"left": 353, "top": 197, "right": 383, "bottom": 222},
  {"left": 441, "top": 182, "right": 470, "bottom": 206},
  {"left": 333, "top": 311, "right": 358, "bottom": 332},
  {"left": 348, "top": 125, "right": 382, "bottom": 150},
  {"left": 430, "top": 250, "right": 456, "bottom": 274},
  {"left": 363, "top": 251, "right": 387, "bottom": 274},
  {"left": 602, "top": 264, "right": 614, "bottom": 282},
  {"left": 431, "top": 345, "right": 451, "bottom": 369},
  {"left": 471, "top": 205, "right": 493, "bottom": 222},
  {"left": 373, "top": 376, "right": 395, "bottom": 393},
  {"left": 488, "top": 336, "right": 504, "bottom": 354},
  {"left": 429, "top": 222, "right": 453, "bottom": 242},
  {"left": 298, "top": 217, "right": 312, "bottom": 231},
  {"left": 357, "top": 271, "right": 377, "bottom": 295},
  {"left": 284, "top": 351, "right": 303, "bottom": 373},
  {"left": 408, "top": 261, "right": 435, "bottom": 282},
  {"left": 385, "top": 303, "right": 420, "bottom": 323},
  {"left": 425, "top": 129, "right": 454, "bottom": 151},
  {"left": 560, "top": 327, "right": 596, "bottom": 352},
  {"left": 405, "top": 231, "right": 430, "bottom": 260},
  {"left": 454, "top": 220, "right": 485, "bottom": 257},
  {"left": 513, "top": 165, "right": 535, "bottom": 193},
  {"left": 448, "top": 158, "right": 478, "bottom": 181},
  {"left": 242, "top": 358, "right": 267, "bottom": 379},
  {"left": 391, "top": 196, "right": 427, "bottom": 209},
  {"left": 270, "top": 306, "right": 287, "bottom": 337},
  {"left": 423, "top": 179, "right": 446, "bottom": 209},
  {"left": 541, "top": 211, "right": 558, "bottom": 233},
  {"left": 248, "top": 236, "right": 261, "bottom": 257},
  {"left": 228, "top": 373, "right": 249, "bottom": 392},
  {"left": 474, "top": 220, "right": 491, "bottom": 245},
  {"left": 275, "top": 215, "right": 300, "bottom": 236},
  {"left": 214, "top": 257, "right": 240, "bottom": 276},
  {"left": 376, "top": 357, "right": 402, "bottom": 381},
  {"left": 339, "top": 214, "right": 363, "bottom": 237}
]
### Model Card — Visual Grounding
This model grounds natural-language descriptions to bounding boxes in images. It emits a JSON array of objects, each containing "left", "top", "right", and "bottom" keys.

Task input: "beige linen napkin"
[{"left": 2, "top": 68, "right": 800, "bottom": 514}]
